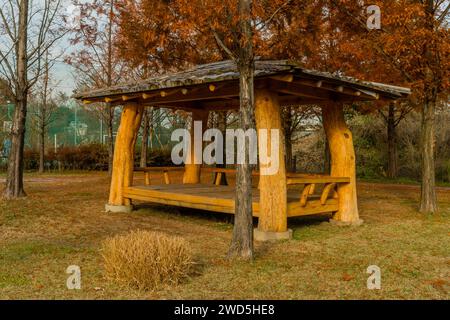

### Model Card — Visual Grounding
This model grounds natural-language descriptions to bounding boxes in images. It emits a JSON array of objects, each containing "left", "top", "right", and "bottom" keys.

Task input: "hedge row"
[{"left": 7, "top": 143, "right": 174, "bottom": 171}]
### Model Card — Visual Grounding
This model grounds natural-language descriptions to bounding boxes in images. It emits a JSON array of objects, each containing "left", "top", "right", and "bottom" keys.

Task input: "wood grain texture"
[
  {"left": 122, "top": 184, "right": 339, "bottom": 217},
  {"left": 322, "top": 102, "right": 360, "bottom": 222},
  {"left": 183, "top": 110, "right": 209, "bottom": 184},
  {"left": 108, "top": 103, "right": 144, "bottom": 206},
  {"left": 255, "top": 89, "right": 288, "bottom": 233}
]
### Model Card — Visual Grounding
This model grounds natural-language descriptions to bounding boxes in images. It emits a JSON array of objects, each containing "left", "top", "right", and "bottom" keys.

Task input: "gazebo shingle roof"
[{"left": 74, "top": 60, "right": 410, "bottom": 108}]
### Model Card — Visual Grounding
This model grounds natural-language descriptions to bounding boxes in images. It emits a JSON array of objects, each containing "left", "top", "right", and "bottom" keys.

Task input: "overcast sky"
[{"left": 52, "top": 0, "right": 78, "bottom": 97}]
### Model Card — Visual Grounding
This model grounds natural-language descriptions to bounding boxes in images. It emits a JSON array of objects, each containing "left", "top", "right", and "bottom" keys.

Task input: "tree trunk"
[
  {"left": 106, "top": 0, "right": 114, "bottom": 176},
  {"left": 140, "top": 108, "right": 149, "bottom": 167},
  {"left": 108, "top": 103, "right": 144, "bottom": 206},
  {"left": 39, "top": 52, "right": 49, "bottom": 174},
  {"left": 4, "top": 0, "right": 29, "bottom": 199},
  {"left": 284, "top": 107, "right": 293, "bottom": 172},
  {"left": 39, "top": 126, "right": 45, "bottom": 173},
  {"left": 107, "top": 107, "right": 114, "bottom": 176},
  {"left": 323, "top": 103, "right": 360, "bottom": 223},
  {"left": 387, "top": 104, "right": 398, "bottom": 179},
  {"left": 255, "top": 89, "right": 287, "bottom": 234},
  {"left": 148, "top": 107, "right": 154, "bottom": 151},
  {"left": 285, "top": 131, "right": 292, "bottom": 172},
  {"left": 419, "top": 0, "right": 438, "bottom": 213},
  {"left": 419, "top": 99, "right": 437, "bottom": 213},
  {"left": 183, "top": 110, "right": 208, "bottom": 184},
  {"left": 215, "top": 111, "right": 228, "bottom": 185},
  {"left": 228, "top": 0, "right": 254, "bottom": 260},
  {"left": 5, "top": 98, "right": 27, "bottom": 198}
]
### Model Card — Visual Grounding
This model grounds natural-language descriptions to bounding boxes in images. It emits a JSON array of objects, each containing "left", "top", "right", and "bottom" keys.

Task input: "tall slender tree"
[
  {"left": 115, "top": 0, "right": 324, "bottom": 259},
  {"left": 329, "top": 0, "right": 449, "bottom": 213},
  {"left": 0, "top": 0, "right": 65, "bottom": 198},
  {"left": 68, "top": 0, "right": 123, "bottom": 175},
  {"left": 30, "top": 51, "right": 59, "bottom": 173}
]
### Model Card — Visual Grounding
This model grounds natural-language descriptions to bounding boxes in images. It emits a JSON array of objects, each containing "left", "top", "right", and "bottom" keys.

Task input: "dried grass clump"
[{"left": 102, "top": 230, "right": 192, "bottom": 290}]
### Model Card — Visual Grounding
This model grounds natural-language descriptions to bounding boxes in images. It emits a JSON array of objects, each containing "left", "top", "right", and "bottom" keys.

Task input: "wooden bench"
[
  {"left": 134, "top": 166, "right": 184, "bottom": 185},
  {"left": 130, "top": 166, "right": 350, "bottom": 217}
]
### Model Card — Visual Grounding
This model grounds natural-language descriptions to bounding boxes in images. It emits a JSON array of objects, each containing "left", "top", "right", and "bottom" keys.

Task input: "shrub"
[
  {"left": 55, "top": 143, "right": 109, "bottom": 170},
  {"left": 18, "top": 143, "right": 173, "bottom": 172},
  {"left": 135, "top": 147, "right": 173, "bottom": 167},
  {"left": 102, "top": 230, "right": 192, "bottom": 290},
  {"left": 20, "top": 143, "right": 109, "bottom": 171}
]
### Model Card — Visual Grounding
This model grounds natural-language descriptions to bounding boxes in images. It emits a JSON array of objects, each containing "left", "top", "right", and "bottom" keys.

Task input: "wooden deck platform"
[{"left": 123, "top": 183, "right": 339, "bottom": 217}]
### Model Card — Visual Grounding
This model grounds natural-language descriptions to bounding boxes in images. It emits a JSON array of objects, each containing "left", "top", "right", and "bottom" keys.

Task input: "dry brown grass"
[
  {"left": 102, "top": 230, "right": 192, "bottom": 290},
  {"left": 0, "top": 172, "right": 448, "bottom": 299}
]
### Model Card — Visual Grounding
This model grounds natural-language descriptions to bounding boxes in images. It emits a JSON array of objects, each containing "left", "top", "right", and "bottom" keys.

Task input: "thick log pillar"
[
  {"left": 254, "top": 89, "right": 291, "bottom": 241},
  {"left": 183, "top": 109, "right": 208, "bottom": 184},
  {"left": 322, "top": 103, "right": 361, "bottom": 225},
  {"left": 106, "top": 102, "right": 144, "bottom": 213}
]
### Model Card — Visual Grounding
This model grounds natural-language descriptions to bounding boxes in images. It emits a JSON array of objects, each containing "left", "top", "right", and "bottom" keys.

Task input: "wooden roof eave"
[
  {"left": 293, "top": 69, "right": 408, "bottom": 100},
  {"left": 80, "top": 71, "right": 409, "bottom": 107},
  {"left": 75, "top": 60, "right": 411, "bottom": 105}
]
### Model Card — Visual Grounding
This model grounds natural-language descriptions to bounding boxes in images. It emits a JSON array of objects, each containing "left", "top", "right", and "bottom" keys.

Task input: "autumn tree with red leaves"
[
  {"left": 111, "top": 0, "right": 448, "bottom": 262},
  {"left": 328, "top": 0, "right": 449, "bottom": 213},
  {"left": 115, "top": 0, "right": 322, "bottom": 259}
]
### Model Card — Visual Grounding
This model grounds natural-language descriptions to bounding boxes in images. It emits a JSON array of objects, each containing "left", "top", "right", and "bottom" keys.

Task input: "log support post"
[
  {"left": 322, "top": 103, "right": 362, "bottom": 225},
  {"left": 254, "top": 89, "right": 291, "bottom": 241},
  {"left": 183, "top": 109, "right": 209, "bottom": 184},
  {"left": 106, "top": 102, "right": 144, "bottom": 213}
]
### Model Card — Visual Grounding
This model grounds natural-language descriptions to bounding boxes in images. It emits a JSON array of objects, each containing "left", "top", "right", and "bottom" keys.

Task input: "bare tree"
[
  {"left": 29, "top": 51, "right": 59, "bottom": 173},
  {"left": 379, "top": 102, "right": 414, "bottom": 179},
  {"left": 212, "top": 0, "right": 256, "bottom": 260},
  {"left": 139, "top": 108, "right": 149, "bottom": 167},
  {"left": 67, "top": 0, "right": 125, "bottom": 176},
  {"left": 0, "top": 0, "right": 65, "bottom": 198},
  {"left": 282, "top": 105, "right": 316, "bottom": 172}
]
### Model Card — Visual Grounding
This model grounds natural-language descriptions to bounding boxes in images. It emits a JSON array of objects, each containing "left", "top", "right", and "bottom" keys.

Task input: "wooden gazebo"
[{"left": 75, "top": 60, "right": 410, "bottom": 241}]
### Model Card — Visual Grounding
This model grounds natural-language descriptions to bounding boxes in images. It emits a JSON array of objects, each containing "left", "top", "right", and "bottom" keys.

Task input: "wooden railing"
[
  {"left": 134, "top": 166, "right": 184, "bottom": 185},
  {"left": 286, "top": 176, "right": 350, "bottom": 207},
  {"left": 201, "top": 167, "right": 260, "bottom": 185}
]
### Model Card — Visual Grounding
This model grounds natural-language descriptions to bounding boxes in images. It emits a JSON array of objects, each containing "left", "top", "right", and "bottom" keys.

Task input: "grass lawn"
[{"left": 0, "top": 172, "right": 449, "bottom": 299}]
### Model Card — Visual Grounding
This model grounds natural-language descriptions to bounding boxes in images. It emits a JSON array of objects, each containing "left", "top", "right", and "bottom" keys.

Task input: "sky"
[
  {"left": 51, "top": 60, "right": 77, "bottom": 97},
  {"left": 1, "top": 0, "right": 77, "bottom": 98},
  {"left": 51, "top": 0, "right": 78, "bottom": 97}
]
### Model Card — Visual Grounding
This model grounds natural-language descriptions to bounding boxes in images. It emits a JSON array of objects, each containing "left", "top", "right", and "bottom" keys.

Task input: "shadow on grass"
[
  {"left": 134, "top": 203, "right": 234, "bottom": 225},
  {"left": 134, "top": 203, "right": 334, "bottom": 235}
]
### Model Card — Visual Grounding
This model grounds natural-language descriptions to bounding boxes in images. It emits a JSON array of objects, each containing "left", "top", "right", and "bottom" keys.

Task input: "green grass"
[{"left": 0, "top": 172, "right": 448, "bottom": 299}]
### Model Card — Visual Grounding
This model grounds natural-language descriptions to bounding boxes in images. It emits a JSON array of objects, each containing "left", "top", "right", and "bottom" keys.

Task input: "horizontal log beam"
[
  {"left": 134, "top": 166, "right": 185, "bottom": 172},
  {"left": 293, "top": 79, "right": 378, "bottom": 100},
  {"left": 270, "top": 79, "right": 331, "bottom": 100},
  {"left": 287, "top": 177, "right": 350, "bottom": 184}
]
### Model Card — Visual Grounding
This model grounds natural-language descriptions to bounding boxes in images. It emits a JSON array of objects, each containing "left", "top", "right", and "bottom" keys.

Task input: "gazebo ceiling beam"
[
  {"left": 86, "top": 91, "right": 341, "bottom": 110},
  {"left": 279, "top": 96, "right": 328, "bottom": 106},
  {"left": 132, "top": 84, "right": 240, "bottom": 106},
  {"left": 122, "top": 94, "right": 142, "bottom": 102},
  {"left": 295, "top": 78, "right": 379, "bottom": 100},
  {"left": 269, "top": 79, "right": 331, "bottom": 100},
  {"left": 82, "top": 83, "right": 238, "bottom": 106},
  {"left": 82, "top": 78, "right": 379, "bottom": 108}
]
